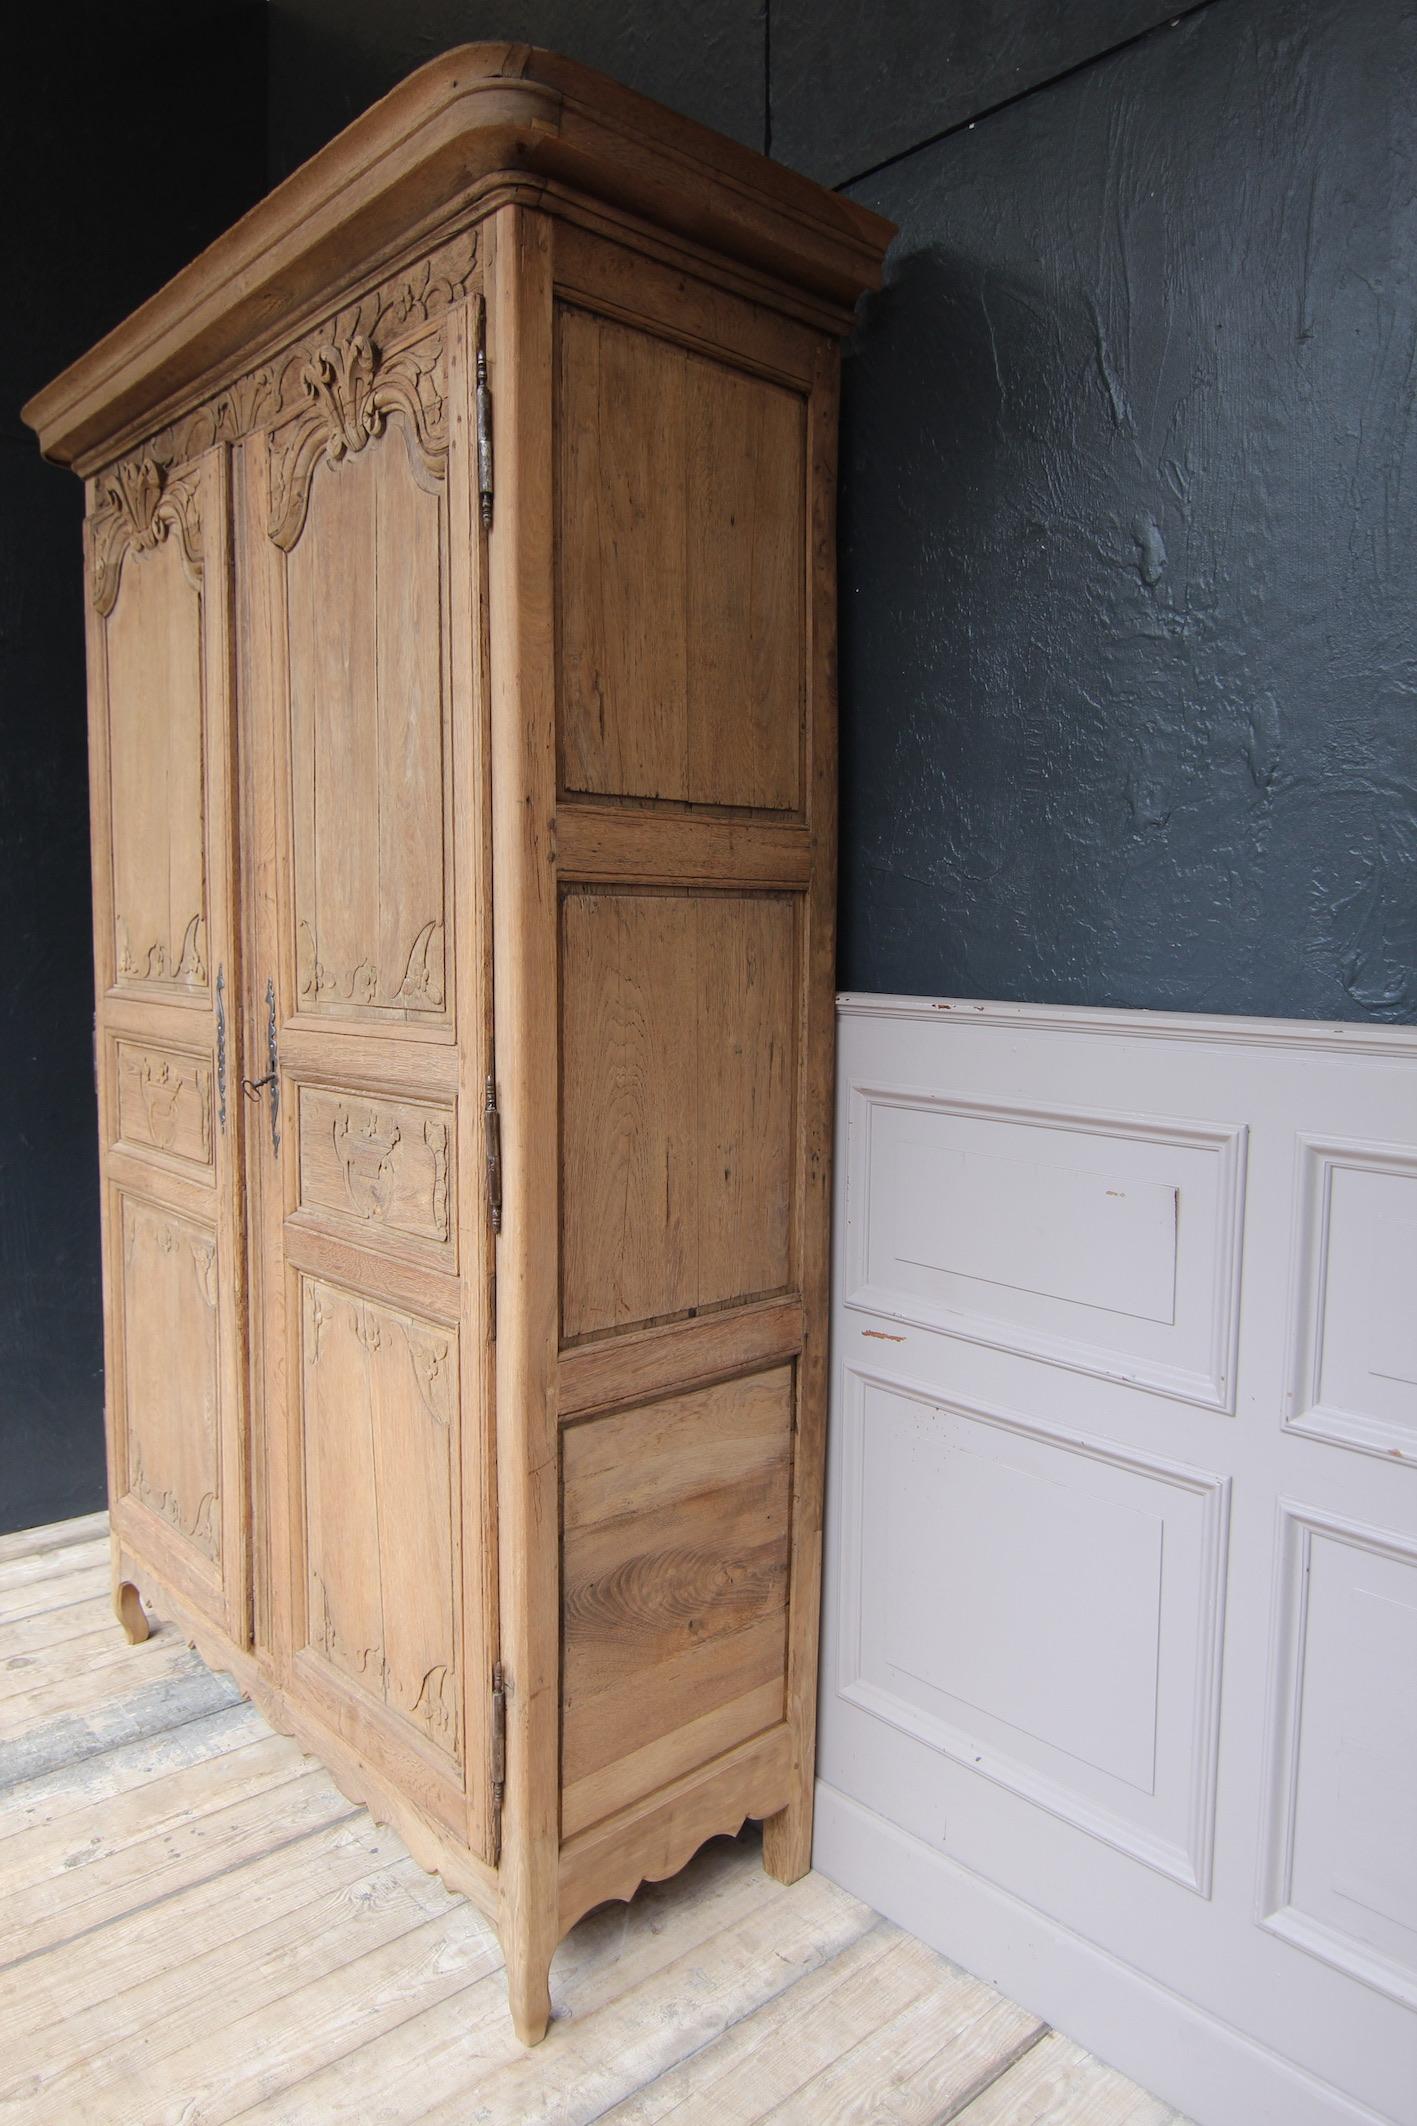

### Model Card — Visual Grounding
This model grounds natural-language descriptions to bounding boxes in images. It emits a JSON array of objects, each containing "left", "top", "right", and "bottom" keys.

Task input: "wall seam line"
[{"left": 831, "top": 0, "right": 1220, "bottom": 194}]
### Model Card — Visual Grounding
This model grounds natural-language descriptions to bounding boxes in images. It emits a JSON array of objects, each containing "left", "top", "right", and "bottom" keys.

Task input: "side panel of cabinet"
[
  {"left": 239, "top": 288, "right": 497, "bottom": 1860},
  {"left": 85, "top": 449, "right": 248, "bottom": 1642},
  {"left": 541, "top": 220, "right": 839, "bottom": 1903}
]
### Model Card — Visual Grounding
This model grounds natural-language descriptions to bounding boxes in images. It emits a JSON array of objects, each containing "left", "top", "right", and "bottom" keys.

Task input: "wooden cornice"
[{"left": 22, "top": 43, "right": 895, "bottom": 471}]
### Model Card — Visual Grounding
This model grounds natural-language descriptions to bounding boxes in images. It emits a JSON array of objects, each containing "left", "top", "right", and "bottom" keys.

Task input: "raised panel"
[
  {"left": 114, "top": 1041, "right": 213, "bottom": 1171},
  {"left": 284, "top": 413, "right": 451, "bottom": 1024},
  {"left": 295, "top": 1084, "right": 454, "bottom": 1260},
  {"left": 560, "top": 1366, "right": 794, "bottom": 1834},
  {"left": 117, "top": 1195, "right": 221, "bottom": 1566},
  {"left": 844, "top": 1087, "right": 1247, "bottom": 1410},
  {"left": 1260, "top": 1507, "right": 1417, "bottom": 2007},
  {"left": 557, "top": 305, "right": 804, "bottom": 813},
  {"left": 836, "top": 1368, "right": 1229, "bottom": 1888},
  {"left": 1285, "top": 1137, "right": 1417, "bottom": 1463},
  {"left": 300, "top": 1278, "right": 461, "bottom": 1763},
  {"left": 104, "top": 533, "right": 208, "bottom": 995},
  {"left": 560, "top": 890, "right": 796, "bottom": 1341}
]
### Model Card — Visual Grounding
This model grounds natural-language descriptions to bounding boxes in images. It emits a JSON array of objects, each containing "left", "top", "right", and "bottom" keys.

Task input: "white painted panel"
[
  {"left": 820, "top": 995, "right": 1417, "bottom": 2126},
  {"left": 860, "top": 1376, "right": 1164, "bottom": 1787},
  {"left": 879, "top": 1106, "right": 1178, "bottom": 1321},
  {"left": 844, "top": 1085, "right": 1246, "bottom": 1409},
  {"left": 837, "top": 1366, "right": 1227, "bottom": 1886},
  {"left": 1260, "top": 1506, "right": 1417, "bottom": 2008},
  {"left": 1287, "top": 1139, "right": 1417, "bottom": 1463}
]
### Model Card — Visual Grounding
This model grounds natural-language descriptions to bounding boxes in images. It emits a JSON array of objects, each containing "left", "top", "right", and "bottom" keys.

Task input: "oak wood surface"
[{"left": 26, "top": 53, "right": 894, "bottom": 2046}]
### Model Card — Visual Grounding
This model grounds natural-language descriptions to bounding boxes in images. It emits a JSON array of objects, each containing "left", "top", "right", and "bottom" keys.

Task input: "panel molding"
[
  {"left": 1257, "top": 1501, "right": 1417, "bottom": 2009},
  {"left": 836, "top": 991, "right": 1417, "bottom": 1060},
  {"left": 835, "top": 1363, "right": 1230, "bottom": 1891},
  {"left": 113, "top": 1037, "right": 215, "bottom": 1176},
  {"left": 1283, "top": 1134, "right": 1417, "bottom": 1465},
  {"left": 843, "top": 1081, "right": 1247, "bottom": 1410}
]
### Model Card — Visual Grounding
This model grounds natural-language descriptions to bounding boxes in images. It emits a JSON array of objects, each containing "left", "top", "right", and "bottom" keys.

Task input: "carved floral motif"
[
  {"left": 90, "top": 454, "right": 204, "bottom": 616},
  {"left": 297, "top": 917, "right": 446, "bottom": 1016},
  {"left": 266, "top": 325, "right": 448, "bottom": 551},
  {"left": 130, "top": 1440, "right": 218, "bottom": 1560},
  {"left": 115, "top": 910, "right": 208, "bottom": 991},
  {"left": 134, "top": 226, "right": 479, "bottom": 471},
  {"left": 126, "top": 1050, "right": 213, "bottom": 1159}
]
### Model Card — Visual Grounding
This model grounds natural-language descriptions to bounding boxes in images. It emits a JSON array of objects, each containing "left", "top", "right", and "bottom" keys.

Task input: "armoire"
[{"left": 23, "top": 44, "right": 892, "bottom": 2042}]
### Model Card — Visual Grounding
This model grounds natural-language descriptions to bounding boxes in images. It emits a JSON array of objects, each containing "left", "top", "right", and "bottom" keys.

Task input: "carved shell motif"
[{"left": 90, "top": 455, "right": 203, "bottom": 616}]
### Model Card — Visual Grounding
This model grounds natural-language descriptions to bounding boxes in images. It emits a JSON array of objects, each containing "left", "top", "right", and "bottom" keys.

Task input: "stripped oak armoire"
[{"left": 23, "top": 45, "right": 893, "bottom": 2042}]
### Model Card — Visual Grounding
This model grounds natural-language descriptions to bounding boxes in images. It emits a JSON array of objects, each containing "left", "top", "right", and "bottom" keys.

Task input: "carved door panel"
[
  {"left": 238, "top": 275, "right": 496, "bottom": 1857},
  {"left": 85, "top": 447, "right": 247, "bottom": 1642}
]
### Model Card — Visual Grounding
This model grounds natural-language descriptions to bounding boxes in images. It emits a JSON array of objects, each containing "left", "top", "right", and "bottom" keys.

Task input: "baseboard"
[{"left": 812, "top": 1782, "right": 1395, "bottom": 2126}]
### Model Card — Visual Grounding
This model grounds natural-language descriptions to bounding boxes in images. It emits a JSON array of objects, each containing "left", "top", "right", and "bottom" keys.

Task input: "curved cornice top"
[{"left": 22, "top": 43, "right": 896, "bottom": 471}]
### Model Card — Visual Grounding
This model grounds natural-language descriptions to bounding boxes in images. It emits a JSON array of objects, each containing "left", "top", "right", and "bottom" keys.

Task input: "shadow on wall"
[{"left": 833, "top": 3, "right": 1417, "bottom": 1026}]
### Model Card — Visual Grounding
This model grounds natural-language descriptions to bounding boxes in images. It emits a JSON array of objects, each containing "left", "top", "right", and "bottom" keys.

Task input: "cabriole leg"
[{"left": 114, "top": 1578, "right": 151, "bottom": 1645}]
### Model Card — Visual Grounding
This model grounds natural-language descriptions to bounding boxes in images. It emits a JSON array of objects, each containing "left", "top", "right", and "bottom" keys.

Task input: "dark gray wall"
[
  {"left": 8, "top": 0, "right": 1412, "bottom": 1528},
  {"left": 2, "top": 5, "right": 267, "bottom": 1536},
  {"left": 828, "top": 0, "right": 1417, "bottom": 1019},
  {"left": 267, "top": 0, "right": 766, "bottom": 178}
]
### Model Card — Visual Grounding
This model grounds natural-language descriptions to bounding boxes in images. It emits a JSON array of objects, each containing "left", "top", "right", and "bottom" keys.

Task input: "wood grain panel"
[
  {"left": 558, "top": 1296, "right": 804, "bottom": 1420},
  {"left": 285, "top": 426, "right": 450, "bottom": 1024},
  {"left": 296, "top": 1084, "right": 454, "bottom": 1258},
  {"left": 104, "top": 535, "right": 207, "bottom": 994},
  {"left": 560, "top": 891, "right": 796, "bottom": 1341},
  {"left": 114, "top": 1042, "right": 213, "bottom": 1170},
  {"left": 560, "top": 1366, "right": 793, "bottom": 1829},
  {"left": 557, "top": 306, "right": 804, "bottom": 812},
  {"left": 117, "top": 1195, "right": 221, "bottom": 1565},
  {"left": 300, "top": 1278, "right": 460, "bottom": 1762}
]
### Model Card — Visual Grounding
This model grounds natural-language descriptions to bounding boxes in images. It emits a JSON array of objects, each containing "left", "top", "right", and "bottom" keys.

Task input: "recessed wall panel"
[
  {"left": 1286, "top": 1138, "right": 1417, "bottom": 1463},
  {"left": 836, "top": 1368, "right": 1229, "bottom": 1887},
  {"left": 844, "top": 1087, "right": 1246, "bottom": 1409}
]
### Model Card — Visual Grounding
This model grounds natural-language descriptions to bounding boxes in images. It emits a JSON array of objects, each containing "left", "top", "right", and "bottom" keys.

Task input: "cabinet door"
[
  {"left": 86, "top": 447, "right": 247, "bottom": 1642},
  {"left": 239, "top": 293, "right": 497, "bottom": 1857}
]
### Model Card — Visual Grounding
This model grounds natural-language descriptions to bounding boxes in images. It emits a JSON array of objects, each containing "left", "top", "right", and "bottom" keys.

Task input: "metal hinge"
[
  {"left": 215, "top": 968, "right": 228, "bottom": 1133},
  {"left": 484, "top": 1074, "right": 502, "bottom": 1233},
  {"left": 475, "top": 297, "right": 494, "bottom": 530},
  {"left": 92, "top": 1016, "right": 99, "bottom": 1099},
  {"left": 490, "top": 1661, "right": 506, "bottom": 1863},
  {"left": 241, "top": 977, "right": 280, "bottom": 1156}
]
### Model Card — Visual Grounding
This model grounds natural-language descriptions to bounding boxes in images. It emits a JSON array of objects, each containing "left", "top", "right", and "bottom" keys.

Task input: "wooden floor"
[{"left": 0, "top": 1515, "right": 1192, "bottom": 2125}]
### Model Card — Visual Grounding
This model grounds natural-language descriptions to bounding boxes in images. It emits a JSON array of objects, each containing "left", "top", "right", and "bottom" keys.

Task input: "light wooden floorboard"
[{"left": 0, "top": 1514, "right": 1194, "bottom": 2126}]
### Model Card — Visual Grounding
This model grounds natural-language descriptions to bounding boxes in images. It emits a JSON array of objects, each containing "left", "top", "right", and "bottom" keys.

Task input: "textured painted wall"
[
  {"left": 2, "top": 6, "right": 267, "bottom": 1535},
  {"left": 835, "top": 0, "right": 1416, "bottom": 1020},
  {"left": 770, "top": 0, "right": 1179, "bottom": 186},
  {"left": 267, "top": 0, "right": 767, "bottom": 179}
]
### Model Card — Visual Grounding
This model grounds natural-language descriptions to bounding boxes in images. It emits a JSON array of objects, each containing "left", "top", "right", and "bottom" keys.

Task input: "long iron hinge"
[
  {"left": 215, "top": 967, "right": 228, "bottom": 1133},
  {"left": 490, "top": 1661, "right": 506, "bottom": 1864},
  {"left": 484, "top": 1074, "right": 502, "bottom": 1233},
  {"left": 475, "top": 297, "right": 494, "bottom": 530},
  {"left": 92, "top": 1016, "right": 99, "bottom": 1099}
]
